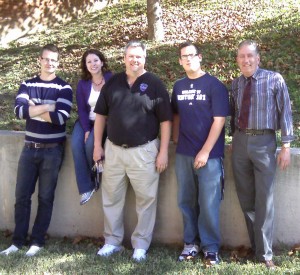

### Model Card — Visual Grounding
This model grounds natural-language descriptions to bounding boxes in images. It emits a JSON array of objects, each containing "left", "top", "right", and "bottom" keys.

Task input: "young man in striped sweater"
[{"left": 0, "top": 44, "right": 73, "bottom": 257}]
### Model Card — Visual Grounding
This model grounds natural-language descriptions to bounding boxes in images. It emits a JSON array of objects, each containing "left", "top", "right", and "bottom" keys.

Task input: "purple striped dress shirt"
[{"left": 231, "top": 68, "right": 294, "bottom": 143}]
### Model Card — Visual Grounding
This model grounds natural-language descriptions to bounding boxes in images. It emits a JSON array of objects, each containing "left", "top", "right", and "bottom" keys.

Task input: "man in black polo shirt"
[{"left": 93, "top": 40, "right": 172, "bottom": 261}]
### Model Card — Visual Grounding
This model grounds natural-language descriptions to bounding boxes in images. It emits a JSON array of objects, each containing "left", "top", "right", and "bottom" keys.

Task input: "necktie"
[{"left": 238, "top": 77, "right": 252, "bottom": 129}]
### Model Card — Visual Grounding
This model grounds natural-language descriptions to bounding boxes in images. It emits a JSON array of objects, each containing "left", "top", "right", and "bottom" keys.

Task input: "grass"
[
  {"left": 0, "top": 0, "right": 299, "bottom": 144},
  {"left": 0, "top": 231, "right": 300, "bottom": 274}
]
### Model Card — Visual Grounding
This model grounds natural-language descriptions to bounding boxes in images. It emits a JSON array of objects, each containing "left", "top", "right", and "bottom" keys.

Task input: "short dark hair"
[
  {"left": 178, "top": 41, "right": 201, "bottom": 57},
  {"left": 237, "top": 40, "right": 259, "bottom": 55},
  {"left": 40, "top": 44, "right": 59, "bottom": 59},
  {"left": 124, "top": 40, "right": 146, "bottom": 56},
  {"left": 80, "top": 49, "right": 110, "bottom": 80}
]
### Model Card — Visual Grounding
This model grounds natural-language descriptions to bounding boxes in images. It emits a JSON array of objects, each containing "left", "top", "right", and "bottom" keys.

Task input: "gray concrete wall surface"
[{"left": 0, "top": 131, "right": 300, "bottom": 247}]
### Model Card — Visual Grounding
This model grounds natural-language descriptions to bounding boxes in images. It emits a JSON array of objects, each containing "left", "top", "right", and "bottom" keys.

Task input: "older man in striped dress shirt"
[{"left": 230, "top": 40, "right": 294, "bottom": 269}]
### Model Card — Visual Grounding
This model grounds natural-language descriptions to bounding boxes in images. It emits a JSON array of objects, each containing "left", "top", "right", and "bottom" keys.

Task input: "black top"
[{"left": 94, "top": 71, "right": 172, "bottom": 147}]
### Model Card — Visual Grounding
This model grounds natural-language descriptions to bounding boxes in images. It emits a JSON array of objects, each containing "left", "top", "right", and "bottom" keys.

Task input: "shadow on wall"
[{"left": 0, "top": 0, "right": 117, "bottom": 47}]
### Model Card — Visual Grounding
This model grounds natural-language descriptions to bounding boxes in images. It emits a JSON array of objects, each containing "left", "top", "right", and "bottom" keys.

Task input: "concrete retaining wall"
[{"left": 1, "top": 130, "right": 300, "bottom": 247}]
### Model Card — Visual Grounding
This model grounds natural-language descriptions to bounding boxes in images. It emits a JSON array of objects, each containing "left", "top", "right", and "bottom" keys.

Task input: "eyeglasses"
[
  {"left": 41, "top": 57, "right": 58, "bottom": 63},
  {"left": 180, "top": 53, "right": 198, "bottom": 60}
]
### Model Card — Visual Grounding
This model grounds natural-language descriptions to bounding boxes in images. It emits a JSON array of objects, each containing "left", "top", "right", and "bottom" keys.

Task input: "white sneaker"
[
  {"left": 0, "top": 245, "right": 19, "bottom": 255},
  {"left": 97, "top": 244, "right": 124, "bottom": 257},
  {"left": 25, "top": 245, "right": 42, "bottom": 257},
  {"left": 132, "top": 248, "right": 147, "bottom": 261}
]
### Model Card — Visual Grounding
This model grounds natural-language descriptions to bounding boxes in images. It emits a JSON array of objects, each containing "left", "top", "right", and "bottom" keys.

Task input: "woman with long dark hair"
[{"left": 71, "top": 49, "right": 112, "bottom": 205}]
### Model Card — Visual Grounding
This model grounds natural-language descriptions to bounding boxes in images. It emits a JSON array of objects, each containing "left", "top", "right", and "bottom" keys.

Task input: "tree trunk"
[{"left": 147, "top": 0, "right": 164, "bottom": 41}]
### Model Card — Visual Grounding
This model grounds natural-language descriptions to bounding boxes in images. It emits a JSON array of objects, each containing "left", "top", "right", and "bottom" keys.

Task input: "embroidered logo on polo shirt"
[{"left": 140, "top": 83, "right": 148, "bottom": 92}]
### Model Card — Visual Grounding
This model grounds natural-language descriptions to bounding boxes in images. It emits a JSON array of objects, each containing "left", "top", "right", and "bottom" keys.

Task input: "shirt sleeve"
[
  {"left": 274, "top": 73, "right": 294, "bottom": 142},
  {"left": 171, "top": 83, "right": 179, "bottom": 114},
  {"left": 49, "top": 84, "right": 73, "bottom": 126},
  {"left": 211, "top": 79, "right": 230, "bottom": 117},
  {"left": 94, "top": 84, "right": 109, "bottom": 116},
  {"left": 154, "top": 77, "right": 173, "bottom": 122},
  {"left": 14, "top": 82, "right": 30, "bottom": 119},
  {"left": 76, "top": 80, "right": 91, "bottom": 132}
]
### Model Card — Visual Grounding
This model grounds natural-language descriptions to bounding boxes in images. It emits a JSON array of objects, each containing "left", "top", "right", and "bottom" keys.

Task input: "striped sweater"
[{"left": 14, "top": 76, "right": 73, "bottom": 143}]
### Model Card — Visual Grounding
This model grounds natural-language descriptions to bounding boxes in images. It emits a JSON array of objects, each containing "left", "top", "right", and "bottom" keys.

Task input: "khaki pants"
[{"left": 102, "top": 138, "right": 160, "bottom": 250}]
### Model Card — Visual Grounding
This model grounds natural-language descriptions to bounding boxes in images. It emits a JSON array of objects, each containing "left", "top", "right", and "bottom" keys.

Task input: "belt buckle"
[
  {"left": 244, "top": 129, "right": 256, "bottom": 136},
  {"left": 121, "top": 144, "right": 129, "bottom": 149},
  {"left": 34, "top": 143, "right": 42, "bottom": 148}
]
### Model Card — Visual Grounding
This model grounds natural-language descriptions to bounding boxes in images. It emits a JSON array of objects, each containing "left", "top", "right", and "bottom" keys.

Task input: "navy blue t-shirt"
[{"left": 171, "top": 73, "right": 229, "bottom": 158}]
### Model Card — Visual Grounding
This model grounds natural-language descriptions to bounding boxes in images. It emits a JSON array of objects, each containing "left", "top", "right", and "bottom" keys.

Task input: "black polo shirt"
[{"left": 94, "top": 71, "right": 172, "bottom": 147}]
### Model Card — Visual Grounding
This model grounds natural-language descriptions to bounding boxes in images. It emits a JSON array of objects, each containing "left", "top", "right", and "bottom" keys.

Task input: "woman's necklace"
[{"left": 92, "top": 76, "right": 104, "bottom": 86}]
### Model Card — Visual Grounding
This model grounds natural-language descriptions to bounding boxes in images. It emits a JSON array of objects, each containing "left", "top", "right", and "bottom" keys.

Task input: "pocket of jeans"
[
  {"left": 46, "top": 144, "right": 64, "bottom": 155},
  {"left": 45, "top": 145, "right": 64, "bottom": 167}
]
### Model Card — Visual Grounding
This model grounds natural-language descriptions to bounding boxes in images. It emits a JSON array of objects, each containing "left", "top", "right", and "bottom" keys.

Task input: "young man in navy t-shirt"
[{"left": 171, "top": 41, "right": 229, "bottom": 265}]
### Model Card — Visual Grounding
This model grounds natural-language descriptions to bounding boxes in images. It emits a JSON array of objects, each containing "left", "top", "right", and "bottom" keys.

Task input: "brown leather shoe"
[{"left": 264, "top": 260, "right": 276, "bottom": 269}]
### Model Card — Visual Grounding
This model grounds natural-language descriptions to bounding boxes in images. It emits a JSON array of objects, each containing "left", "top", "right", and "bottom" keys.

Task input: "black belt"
[
  {"left": 118, "top": 144, "right": 132, "bottom": 149},
  {"left": 111, "top": 139, "right": 155, "bottom": 149},
  {"left": 237, "top": 128, "right": 275, "bottom": 136},
  {"left": 25, "top": 142, "right": 62, "bottom": 149}
]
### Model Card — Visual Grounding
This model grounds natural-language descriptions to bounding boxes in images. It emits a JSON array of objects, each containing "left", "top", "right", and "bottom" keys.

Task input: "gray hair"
[
  {"left": 237, "top": 40, "right": 259, "bottom": 55},
  {"left": 124, "top": 40, "right": 146, "bottom": 56}
]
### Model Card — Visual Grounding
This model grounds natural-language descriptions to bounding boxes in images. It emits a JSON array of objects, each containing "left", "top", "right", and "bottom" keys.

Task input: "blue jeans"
[
  {"left": 13, "top": 144, "right": 64, "bottom": 247},
  {"left": 175, "top": 153, "right": 222, "bottom": 253},
  {"left": 71, "top": 121, "right": 95, "bottom": 194}
]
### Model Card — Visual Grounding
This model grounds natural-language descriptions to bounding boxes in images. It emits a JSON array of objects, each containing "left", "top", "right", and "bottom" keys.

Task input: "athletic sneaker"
[
  {"left": 25, "top": 245, "right": 42, "bottom": 257},
  {"left": 204, "top": 251, "right": 220, "bottom": 265},
  {"left": 80, "top": 189, "right": 95, "bottom": 205},
  {"left": 178, "top": 244, "right": 200, "bottom": 261},
  {"left": 132, "top": 248, "right": 147, "bottom": 261},
  {"left": 97, "top": 244, "right": 124, "bottom": 257},
  {"left": 0, "top": 245, "right": 19, "bottom": 255}
]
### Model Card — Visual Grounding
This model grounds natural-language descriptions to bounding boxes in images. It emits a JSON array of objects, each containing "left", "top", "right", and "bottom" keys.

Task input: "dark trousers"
[
  {"left": 13, "top": 144, "right": 64, "bottom": 247},
  {"left": 232, "top": 131, "right": 276, "bottom": 261}
]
